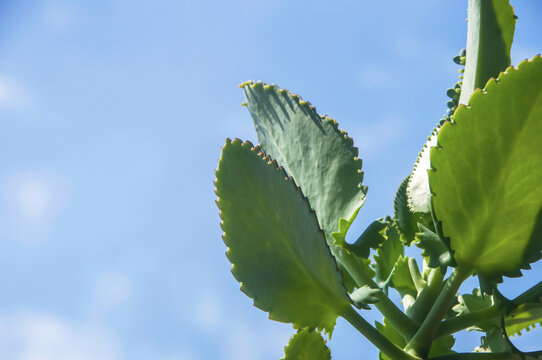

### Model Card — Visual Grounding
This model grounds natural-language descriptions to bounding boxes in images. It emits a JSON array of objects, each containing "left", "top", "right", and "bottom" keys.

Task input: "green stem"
[
  {"left": 342, "top": 255, "right": 420, "bottom": 338},
  {"left": 436, "top": 304, "right": 501, "bottom": 338},
  {"left": 436, "top": 281, "right": 542, "bottom": 338},
  {"left": 405, "top": 267, "right": 470, "bottom": 358},
  {"left": 458, "top": 0, "right": 515, "bottom": 105},
  {"left": 340, "top": 306, "right": 421, "bottom": 360},
  {"left": 407, "top": 268, "right": 445, "bottom": 324}
]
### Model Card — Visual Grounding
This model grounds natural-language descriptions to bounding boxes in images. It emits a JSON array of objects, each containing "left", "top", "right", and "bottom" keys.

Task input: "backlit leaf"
[
  {"left": 216, "top": 139, "right": 350, "bottom": 333},
  {"left": 282, "top": 328, "right": 331, "bottom": 360},
  {"left": 429, "top": 56, "right": 542, "bottom": 277}
]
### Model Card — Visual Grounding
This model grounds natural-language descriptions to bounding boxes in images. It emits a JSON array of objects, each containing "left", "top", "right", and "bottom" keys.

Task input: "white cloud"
[
  {"left": 194, "top": 292, "right": 221, "bottom": 332},
  {"left": 0, "top": 312, "right": 122, "bottom": 360},
  {"left": 0, "top": 171, "right": 71, "bottom": 243},
  {"left": 0, "top": 75, "right": 30, "bottom": 110},
  {"left": 93, "top": 272, "right": 133, "bottom": 311}
]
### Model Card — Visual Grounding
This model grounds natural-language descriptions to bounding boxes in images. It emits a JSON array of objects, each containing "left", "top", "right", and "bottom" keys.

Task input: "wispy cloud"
[
  {"left": 0, "top": 171, "right": 71, "bottom": 243},
  {"left": 93, "top": 272, "right": 133, "bottom": 312},
  {"left": 0, "top": 312, "right": 122, "bottom": 360},
  {"left": 0, "top": 75, "right": 30, "bottom": 110}
]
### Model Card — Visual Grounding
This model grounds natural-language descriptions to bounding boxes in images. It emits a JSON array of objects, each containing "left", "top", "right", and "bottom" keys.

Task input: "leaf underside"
[
  {"left": 215, "top": 139, "right": 350, "bottom": 334},
  {"left": 242, "top": 81, "right": 366, "bottom": 237},
  {"left": 429, "top": 56, "right": 542, "bottom": 278},
  {"left": 242, "top": 81, "right": 368, "bottom": 291},
  {"left": 282, "top": 328, "right": 331, "bottom": 360}
]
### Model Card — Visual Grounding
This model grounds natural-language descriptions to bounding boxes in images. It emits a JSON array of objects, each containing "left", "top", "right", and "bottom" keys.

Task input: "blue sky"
[{"left": 0, "top": 0, "right": 541, "bottom": 359}]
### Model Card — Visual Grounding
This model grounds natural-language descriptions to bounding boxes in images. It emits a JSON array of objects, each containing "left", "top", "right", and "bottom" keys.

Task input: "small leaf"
[
  {"left": 334, "top": 218, "right": 387, "bottom": 259},
  {"left": 416, "top": 224, "right": 455, "bottom": 272},
  {"left": 394, "top": 176, "right": 430, "bottom": 245},
  {"left": 475, "top": 327, "right": 512, "bottom": 353},
  {"left": 282, "top": 328, "right": 331, "bottom": 360},
  {"left": 216, "top": 139, "right": 350, "bottom": 333},
  {"left": 407, "top": 127, "right": 439, "bottom": 213},
  {"left": 390, "top": 256, "right": 418, "bottom": 310},
  {"left": 429, "top": 56, "right": 542, "bottom": 278},
  {"left": 350, "top": 285, "right": 381, "bottom": 310},
  {"left": 453, "top": 289, "right": 499, "bottom": 332},
  {"left": 373, "top": 222, "right": 404, "bottom": 289}
]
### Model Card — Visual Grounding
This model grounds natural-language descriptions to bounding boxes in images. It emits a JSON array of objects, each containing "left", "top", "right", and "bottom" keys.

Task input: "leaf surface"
[
  {"left": 394, "top": 176, "right": 429, "bottom": 245},
  {"left": 429, "top": 56, "right": 542, "bottom": 277},
  {"left": 282, "top": 328, "right": 331, "bottom": 360},
  {"left": 416, "top": 224, "right": 454, "bottom": 272},
  {"left": 460, "top": 0, "right": 516, "bottom": 104},
  {"left": 373, "top": 222, "right": 404, "bottom": 289},
  {"left": 216, "top": 139, "right": 350, "bottom": 333},
  {"left": 242, "top": 81, "right": 366, "bottom": 239}
]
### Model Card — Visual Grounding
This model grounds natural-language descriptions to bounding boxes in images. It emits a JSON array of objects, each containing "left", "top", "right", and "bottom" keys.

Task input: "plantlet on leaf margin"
[{"left": 215, "top": 0, "right": 542, "bottom": 358}]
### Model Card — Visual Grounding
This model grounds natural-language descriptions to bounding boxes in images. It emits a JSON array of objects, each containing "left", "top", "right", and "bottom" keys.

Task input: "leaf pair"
[{"left": 216, "top": 82, "right": 368, "bottom": 334}]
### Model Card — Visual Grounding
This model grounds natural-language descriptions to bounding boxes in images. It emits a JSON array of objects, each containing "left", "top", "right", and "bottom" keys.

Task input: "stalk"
[
  {"left": 405, "top": 267, "right": 470, "bottom": 358},
  {"left": 341, "top": 254, "right": 419, "bottom": 338},
  {"left": 458, "top": 0, "right": 515, "bottom": 105},
  {"left": 341, "top": 306, "right": 421, "bottom": 360}
]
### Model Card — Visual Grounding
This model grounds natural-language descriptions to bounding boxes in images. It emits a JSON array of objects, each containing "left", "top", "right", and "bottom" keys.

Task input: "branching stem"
[
  {"left": 405, "top": 266, "right": 471, "bottom": 358},
  {"left": 340, "top": 306, "right": 421, "bottom": 360}
]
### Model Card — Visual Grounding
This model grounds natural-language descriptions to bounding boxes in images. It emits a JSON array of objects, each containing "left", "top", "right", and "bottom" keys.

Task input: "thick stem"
[
  {"left": 436, "top": 305, "right": 501, "bottom": 338},
  {"left": 407, "top": 268, "right": 445, "bottom": 324},
  {"left": 340, "top": 306, "right": 421, "bottom": 360},
  {"left": 340, "top": 253, "right": 420, "bottom": 338},
  {"left": 459, "top": 0, "right": 515, "bottom": 105},
  {"left": 405, "top": 267, "right": 470, "bottom": 358},
  {"left": 436, "top": 281, "right": 542, "bottom": 338}
]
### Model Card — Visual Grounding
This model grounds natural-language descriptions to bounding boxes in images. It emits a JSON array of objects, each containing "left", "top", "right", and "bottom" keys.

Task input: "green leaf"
[
  {"left": 407, "top": 127, "right": 439, "bottom": 214},
  {"left": 390, "top": 256, "right": 418, "bottom": 310},
  {"left": 459, "top": 0, "right": 516, "bottom": 105},
  {"left": 373, "top": 222, "right": 404, "bottom": 289},
  {"left": 243, "top": 81, "right": 368, "bottom": 291},
  {"left": 350, "top": 285, "right": 381, "bottom": 310},
  {"left": 242, "top": 81, "right": 366, "bottom": 240},
  {"left": 394, "top": 176, "right": 429, "bottom": 245},
  {"left": 505, "top": 301, "right": 542, "bottom": 337},
  {"left": 416, "top": 224, "right": 454, "bottom": 272},
  {"left": 429, "top": 56, "right": 542, "bottom": 278},
  {"left": 216, "top": 139, "right": 350, "bottom": 333},
  {"left": 335, "top": 218, "right": 387, "bottom": 259},
  {"left": 475, "top": 327, "right": 512, "bottom": 353},
  {"left": 282, "top": 329, "right": 331, "bottom": 360},
  {"left": 453, "top": 289, "right": 499, "bottom": 332}
]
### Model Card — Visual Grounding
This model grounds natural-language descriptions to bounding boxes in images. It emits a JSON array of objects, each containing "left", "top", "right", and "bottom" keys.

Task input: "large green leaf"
[
  {"left": 215, "top": 139, "right": 350, "bottom": 333},
  {"left": 282, "top": 329, "right": 331, "bottom": 360},
  {"left": 242, "top": 81, "right": 366, "bottom": 239},
  {"left": 429, "top": 56, "right": 542, "bottom": 277},
  {"left": 459, "top": 0, "right": 516, "bottom": 105}
]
